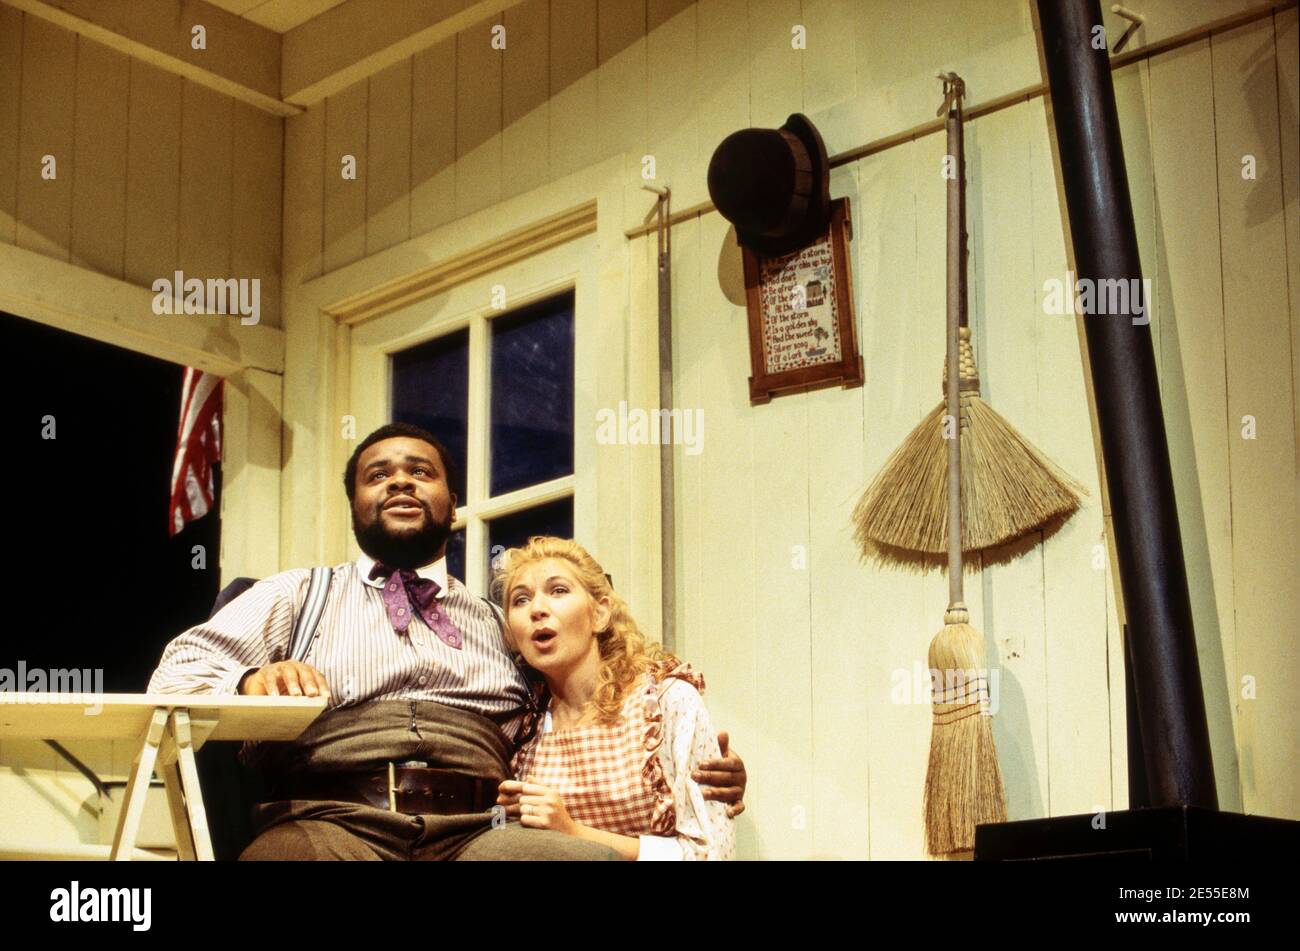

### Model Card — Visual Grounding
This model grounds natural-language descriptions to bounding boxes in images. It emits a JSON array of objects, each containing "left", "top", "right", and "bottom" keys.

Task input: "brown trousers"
[{"left": 239, "top": 700, "right": 618, "bottom": 861}]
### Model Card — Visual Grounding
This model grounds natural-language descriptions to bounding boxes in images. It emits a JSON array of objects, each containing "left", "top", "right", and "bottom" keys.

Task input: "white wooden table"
[{"left": 0, "top": 694, "right": 325, "bottom": 861}]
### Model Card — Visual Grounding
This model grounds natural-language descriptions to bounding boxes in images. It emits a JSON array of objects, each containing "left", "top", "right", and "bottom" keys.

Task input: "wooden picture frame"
[{"left": 743, "top": 197, "right": 863, "bottom": 404}]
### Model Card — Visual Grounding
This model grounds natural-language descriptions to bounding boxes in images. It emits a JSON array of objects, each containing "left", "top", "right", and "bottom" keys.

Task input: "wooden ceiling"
[
  {"left": 2, "top": 0, "right": 527, "bottom": 113},
  {"left": 203, "top": 0, "right": 349, "bottom": 34}
]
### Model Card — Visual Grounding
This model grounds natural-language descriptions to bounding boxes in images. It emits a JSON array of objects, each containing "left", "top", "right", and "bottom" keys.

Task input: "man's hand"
[
  {"left": 694, "top": 731, "right": 747, "bottom": 818},
  {"left": 239, "top": 661, "right": 331, "bottom": 699},
  {"left": 497, "top": 780, "right": 580, "bottom": 836}
]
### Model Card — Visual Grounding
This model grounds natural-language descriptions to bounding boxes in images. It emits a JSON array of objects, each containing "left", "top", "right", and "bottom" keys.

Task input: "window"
[
  {"left": 392, "top": 328, "right": 469, "bottom": 501},
  {"left": 391, "top": 292, "right": 575, "bottom": 593}
]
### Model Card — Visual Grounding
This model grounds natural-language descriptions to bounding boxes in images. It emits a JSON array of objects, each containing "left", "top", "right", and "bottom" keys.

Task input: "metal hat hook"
[{"left": 936, "top": 72, "right": 966, "bottom": 117}]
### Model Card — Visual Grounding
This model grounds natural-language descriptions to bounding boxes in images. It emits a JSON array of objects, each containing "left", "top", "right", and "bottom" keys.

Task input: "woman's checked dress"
[{"left": 513, "top": 660, "right": 734, "bottom": 860}]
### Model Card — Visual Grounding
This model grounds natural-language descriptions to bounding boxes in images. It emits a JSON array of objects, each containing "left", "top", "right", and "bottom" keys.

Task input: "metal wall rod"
[
  {"left": 644, "top": 185, "right": 676, "bottom": 653},
  {"left": 624, "top": 0, "right": 1296, "bottom": 242}
]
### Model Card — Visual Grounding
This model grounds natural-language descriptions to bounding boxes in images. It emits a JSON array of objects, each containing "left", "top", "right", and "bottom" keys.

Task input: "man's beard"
[{"left": 352, "top": 502, "right": 454, "bottom": 569}]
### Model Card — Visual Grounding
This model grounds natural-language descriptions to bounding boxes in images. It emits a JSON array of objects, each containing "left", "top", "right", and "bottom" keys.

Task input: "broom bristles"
[
  {"left": 852, "top": 396, "right": 1085, "bottom": 559},
  {"left": 923, "top": 619, "right": 1008, "bottom": 857}
]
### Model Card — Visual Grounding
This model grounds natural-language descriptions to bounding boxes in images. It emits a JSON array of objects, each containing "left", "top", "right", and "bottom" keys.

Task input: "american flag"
[{"left": 168, "top": 367, "right": 223, "bottom": 536}]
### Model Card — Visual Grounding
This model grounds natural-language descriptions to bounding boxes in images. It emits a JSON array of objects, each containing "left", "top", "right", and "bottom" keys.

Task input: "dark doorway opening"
[{"left": 1, "top": 311, "right": 222, "bottom": 692}]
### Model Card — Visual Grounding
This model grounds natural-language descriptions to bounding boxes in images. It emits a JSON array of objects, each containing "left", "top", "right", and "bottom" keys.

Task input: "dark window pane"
[
  {"left": 445, "top": 526, "right": 466, "bottom": 584},
  {"left": 490, "top": 295, "right": 574, "bottom": 495},
  {"left": 486, "top": 497, "right": 574, "bottom": 588},
  {"left": 391, "top": 329, "right": 469, "bottom": 501}
]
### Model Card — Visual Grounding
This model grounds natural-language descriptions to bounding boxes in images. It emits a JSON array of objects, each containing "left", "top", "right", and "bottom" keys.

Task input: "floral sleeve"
[{"left": 638, "top": 678, "right": 735, "bottom": 861}]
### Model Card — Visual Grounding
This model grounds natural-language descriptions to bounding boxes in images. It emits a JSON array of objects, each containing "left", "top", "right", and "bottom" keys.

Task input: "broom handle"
[
  {"left": 957, "top": 97, "right": 968, "bottom": 331},
  {"left": 945, "top": 89, "right": 965, "bottom": 609}
]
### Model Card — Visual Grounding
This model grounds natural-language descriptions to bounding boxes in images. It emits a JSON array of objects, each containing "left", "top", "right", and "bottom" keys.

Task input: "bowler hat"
[{"left": 706, "top": 113, "right": 831, "bottom": 258}]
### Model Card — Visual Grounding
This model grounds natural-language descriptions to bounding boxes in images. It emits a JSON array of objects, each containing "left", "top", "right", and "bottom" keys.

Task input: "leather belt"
[{"left": 271, "top": 764, "right": 500, "bottom": 816}]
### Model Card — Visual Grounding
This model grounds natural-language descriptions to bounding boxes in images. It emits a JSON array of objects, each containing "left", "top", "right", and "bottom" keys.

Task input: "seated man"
[{"left": 149, "top": 421, "right": 747, "bottom": 860}]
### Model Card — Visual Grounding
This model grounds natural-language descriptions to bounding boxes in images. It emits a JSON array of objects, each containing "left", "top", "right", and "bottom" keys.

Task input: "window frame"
[{"left": 386, "top": 286, "right": 577, "bottom": 597}]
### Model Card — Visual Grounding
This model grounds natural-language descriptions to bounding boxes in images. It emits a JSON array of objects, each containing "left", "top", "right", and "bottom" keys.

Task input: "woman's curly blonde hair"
[{"left": 493, "top": 536, "right": 677, "bottom": 725}]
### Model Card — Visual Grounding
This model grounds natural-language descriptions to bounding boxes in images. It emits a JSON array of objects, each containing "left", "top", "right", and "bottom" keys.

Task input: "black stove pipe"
[{"left": 1035, "top": 0, "right": 1217, "bottom": 809}]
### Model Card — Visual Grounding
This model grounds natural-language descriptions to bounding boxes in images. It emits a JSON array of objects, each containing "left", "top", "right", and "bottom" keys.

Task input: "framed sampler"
[{"left": 742, "top": 197, "right": 863, "bottom": 404}]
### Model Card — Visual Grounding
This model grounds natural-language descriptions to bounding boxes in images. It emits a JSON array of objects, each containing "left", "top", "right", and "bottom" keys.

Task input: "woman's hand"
[{"left": 497, "top": 780, "right": 581, "bottom": 836}]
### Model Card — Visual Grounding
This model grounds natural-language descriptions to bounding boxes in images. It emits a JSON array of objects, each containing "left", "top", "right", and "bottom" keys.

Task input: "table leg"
[
  {"left": 169, "top": 710, "right": 214, "bottom": 861},
  {"left": 110, "top": 707, "right": 168, "bottom": 861},
  {"left": 158, "top": 753, "right": 197, "bottom": 861}
]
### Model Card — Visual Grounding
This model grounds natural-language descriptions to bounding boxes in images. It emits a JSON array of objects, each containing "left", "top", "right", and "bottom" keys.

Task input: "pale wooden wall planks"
[
  {"left": 15, "top": 14, "right": 75, "bottom": 261},
  {"left": 179, "top": 82, "right": 234, "bottom": 280},
  {"left": 695, "top": 0, "right": 747, "bottom": 175},
  {"left": 502, "top": 0, "right": 550, "bottom": 201},
  {"left": 322, "top": 80, "right": 367, "bottom": 272},
  {"left": 1209, "top": 17, "right": 1298, "bottom": 822},
  {"left": 124, "top": 58, "right": 182, "bottom": 289},
  {"left": 0, "top": 6, "right": 23, "bottom": 245},
  {"left": 232, "top": 101, "right": 284, "bottom": 324},
  {"left": 685, "top": 207, "right": 763, "bottom": 856},
  {"left": 980, "top": 102, "right": 1054, "bottom": 827},
  {"left": 0, "top": 11, "right": 283, "bottom": 325},
  {"left": 69, "top": 38, "right": 128, "bottom": 278},
  {"left": 455, "top": 19, "right": 502, "bottom": 219},
  {"left": 1280, "top": 7, "right": 1299, "bottom": 484},
  {"left": 807, "top": 154, "right": 870, "bottom": 860},
  {"left": 365, "top": 59, "right": 412, "bottom": 257},
  {"left": 411, "top": 38, "right": 457, "bottom": 237},
  {"left": 595, "top": 0, "right": 645, "bottom": 160},
  {"left": 645, "top": 0, "right": 697, "bottom": 205},
  {"left": 852, "top": 139, "right": 926, "bottom": 858},
  {"left": 550, "top": 0, "right": 598, "bottom": 182},
  {"left": 283, "top": 102, "right": 324, "bottom": 286}
]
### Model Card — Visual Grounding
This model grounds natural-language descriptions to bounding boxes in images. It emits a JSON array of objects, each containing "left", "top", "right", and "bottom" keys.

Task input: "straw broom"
[
  {"left": 852, "top": 75, "right": 1083, "bottom": 567},
  {"left": 923, "top": 401, "right": 1009, "bottom": 854},
  {"left": 923, "top": 73, "right": 1007, "bottom": 857}
]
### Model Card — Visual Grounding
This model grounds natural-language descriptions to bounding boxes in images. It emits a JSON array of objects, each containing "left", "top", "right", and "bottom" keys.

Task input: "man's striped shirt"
[{"left": 148, "top": 554, "right": 532, "bottom": 735}]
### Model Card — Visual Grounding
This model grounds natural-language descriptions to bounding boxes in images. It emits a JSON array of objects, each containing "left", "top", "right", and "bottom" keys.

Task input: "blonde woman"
[{"left": 494, "top": 536, "right": 735, "bottom": 860}]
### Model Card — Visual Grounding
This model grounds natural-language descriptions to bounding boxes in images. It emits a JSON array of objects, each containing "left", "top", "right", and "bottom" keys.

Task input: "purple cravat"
[{"left": 370, "top": 564, "right": 464, "bottom": 650}]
